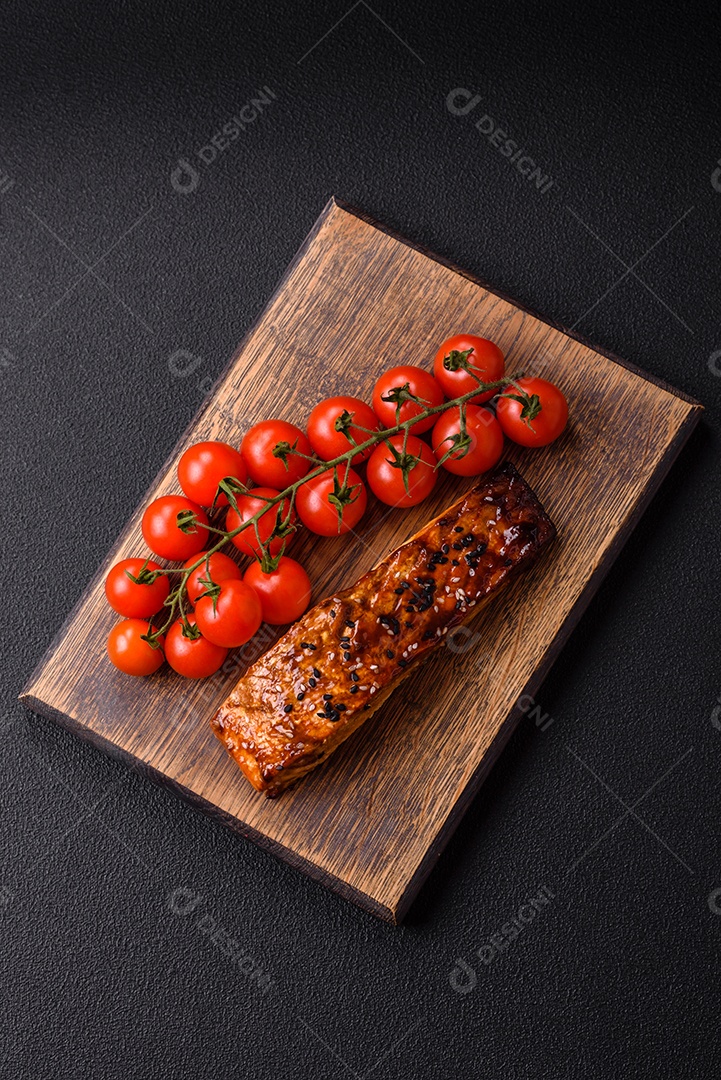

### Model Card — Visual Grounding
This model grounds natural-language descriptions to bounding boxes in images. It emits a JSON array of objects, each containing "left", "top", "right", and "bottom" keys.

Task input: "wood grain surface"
[{"left": 20, "top": 197, "right": 702, "bottom": 922}]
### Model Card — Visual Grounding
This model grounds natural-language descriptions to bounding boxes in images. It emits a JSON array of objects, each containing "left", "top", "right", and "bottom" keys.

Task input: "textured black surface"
[{"left": 2, "top": 2, "right": 720, "bottom": 1077}]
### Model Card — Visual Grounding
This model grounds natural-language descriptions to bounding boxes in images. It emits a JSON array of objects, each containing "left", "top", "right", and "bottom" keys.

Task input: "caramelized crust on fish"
[{"left": 211, "top": 462, "right": 555, "bottom": 796}]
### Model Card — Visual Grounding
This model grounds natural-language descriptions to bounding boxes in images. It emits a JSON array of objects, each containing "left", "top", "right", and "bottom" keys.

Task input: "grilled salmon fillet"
[{"left": 211, "top": 462, "right": 555, "bottom": 796}]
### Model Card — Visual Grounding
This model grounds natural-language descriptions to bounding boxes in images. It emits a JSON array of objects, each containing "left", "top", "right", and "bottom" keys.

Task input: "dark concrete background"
[{"left": 2, "top": 2, "right": 720, "bottom": 1077}]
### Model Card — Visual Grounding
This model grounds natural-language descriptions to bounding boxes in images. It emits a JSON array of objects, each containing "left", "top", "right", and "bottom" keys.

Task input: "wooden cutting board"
[{"left": 21, "top": 197, "right": 701, "bottom": 922}]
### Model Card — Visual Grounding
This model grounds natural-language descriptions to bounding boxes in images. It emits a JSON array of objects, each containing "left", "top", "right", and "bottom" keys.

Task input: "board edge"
[
  {"left": 330, "top": 196, "right": 703, "bottom": 410},
  {"left": 17, "top": 690, "right": 398, "bottom": 924},
  {"left": 391, "top": 403, "right": 702, "bottom": 922}
]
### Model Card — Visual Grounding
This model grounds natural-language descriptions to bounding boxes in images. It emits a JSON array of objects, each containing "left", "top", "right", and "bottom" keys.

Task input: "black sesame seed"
[
  {"left": 401, "top": 581, "right": 410, "bottom": 590},
  {"left": 451, "top": 559, "right": 460, "bottom": 566},
  {"left": 452, "top": 541, "right": 463, "bottom": 551},
  {"left": 350, "top": 671, "right": 360, "bottom": 682},
  {"left": 386, "top": 649, "right": 394, "bottom": 659},
  {"left": 423, "top": 629, "right": 436, "bottom": 640},
  {"left": 284, "top": 703, "right": 293, "bottom": 713},
  {"left": 504, "top": 558, "right": 514, "bottom": 567},
  {"left": 350, "top": 685, "right": 359, "bottom": 694},
  {"left": 330, "top": 609, "right": 336, "bottom": 617},
  {"left": 438, "top": 517, "right": 450, "bottom": 526},
  {"left": 328, "top": 709, "right": 340, "bottom": 722},
  {"left": 323, "top": 693, "right": 332, "bottom": 701},
  {"left": 437, "top": 556, "right": 449, "bottom": 564},
  {"left": 397, "top": 658, "right": 408, "bottom": 668},
  {"left": 455, "top": 599, "right": 464, "bottom": 610},
  {"left": 300, "top": 642, "right": 311, "bottom": 649},
  {"left": 308, "top": 678, "right": 317, "bottom": 688},
  {"left": 454, "top": 525, "right": 464, "bottom": 533},
  {"left": 317, "top": 711, "right": 326, "bottom": 718},
  {"left": 404, "top": 620, "right": 413, "bottom": 627},
  {"left": 343, "top": 651, "right": 351, "bottom": 661},
  {"left": 312, "top": 667, "right": 321, "bottom": 679},
  {"left": 345, "top": 619, "right": 355, "bottom": 628},
  {"left": 297, "top": 692, "right": 305, "bottom": 702},
  {"left": 394, "top": 587, "right": 405, "bottom": 595},
  {"left": 339, "top": 637, "right": 350, "bottom": 646},
  {"left": 462, "top": 533, "right": 475, "bottom": 547},
  {"left": 441, "top": 543, "right": 450, "bottom": 554},
  {"left": 336, "top": 703, "right": 347, "bottom": 712},
  {"left": 405, "top": 605, "right": 416, "bottom": 613}
]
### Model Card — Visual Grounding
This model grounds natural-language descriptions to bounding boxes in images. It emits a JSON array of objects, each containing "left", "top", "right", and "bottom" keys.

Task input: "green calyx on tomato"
[
  {"left": 443, "top": 347, "right": 474, "bottom": 372},
  {"left": 176, "top": 508, "right": 204, "bottom": 534},
  {"left": 380, "top": 381, "right": 425, "bottom": 425},
  {"left": 501, "top": 387, "right": 543, "bottom": 427},
  {"left": 382, "top": 439, "right": 425, "bottom": 496},
  {"left": 327, "top": 467, "right": 364, "bottom": 525}
]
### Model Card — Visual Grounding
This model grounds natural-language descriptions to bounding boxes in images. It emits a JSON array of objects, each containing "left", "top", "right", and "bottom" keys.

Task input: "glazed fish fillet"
[{"left": 211, "top": 461, "right": 555, "bottom": 796}]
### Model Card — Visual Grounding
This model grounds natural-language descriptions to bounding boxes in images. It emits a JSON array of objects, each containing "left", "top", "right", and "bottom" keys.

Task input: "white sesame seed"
[
  {"left": 328, "top": 652, "right": 335, "bottom": 660},
  {"left": 359, "top": 685, "right": 368, "bottom": 691},
  {"left": 370, "top": 686, "right": 377, "bottom": 694},
  {"left": 411, "top": 642, "right": 418, "bottom": 650},
  {"left": 469, "top": 569, "right": 475, "bottom": 576},
  {"left": 451, "top": 576, "right": 460, "bottom": 583},
  {"left": 369, "top": 664, "right": 378, "bottom": 670}
]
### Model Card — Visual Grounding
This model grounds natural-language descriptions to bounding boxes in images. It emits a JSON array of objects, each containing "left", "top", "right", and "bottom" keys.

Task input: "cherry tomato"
[
  {"left": 177, "top": 441, "right": 247, "bottom": 508},
  {"left": 433, "top": 334, "right": 505, "bottom": 403},
  {"left": 372, "top": 366, "right": 444, "bottom": 434},
  {"left": 496, "top": 377, "right": 568, "bottom": 447},
  {"left": 107, "top": 619, "right": 165, "bottom": 677},
  {"left": 244, "top": 556, "right": 312, "bottom": 625},
  {"left": 366, "top": 435, "right": 437, "bottom": 508},
  {"left": 307, "top": 395, "right": 380, "bottom": 464},
  {"left": 225, "top": 487, "right": 296, "bottom": 559},
  {"left": 296, "top": 467, "right": 367, "bottom": 536},
  {"left": 164, "top": 614, "right": 228, "bottom": 679},
  {"left": 241, "top": 419, "right": 311, "bottom": 488},
  {"left": 194, "top": 578, "right": 262, "bottom": 648},
  {"left": 183, "top": 552, "right": 242, "bottom": 605},
  {"left": 105, "top": 558, "right": 169, "bottom": 618},
  {"left": 431, "top": 405, "right": 504, "bottom": 477},
  {"left": 141, "top": 495, "right": 209, "bottom": 561}
]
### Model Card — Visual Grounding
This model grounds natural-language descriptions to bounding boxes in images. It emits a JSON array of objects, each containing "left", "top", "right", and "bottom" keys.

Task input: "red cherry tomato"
[
  {"left": 431, "top": 405, "right": 504, "bottom": 477},
  {"left": 183, "top": 552, "right": 242, "bottom": 605},
  {"left": 225, "top": 487, "right": 296, "bottom": 559},
  {"left": 307, "top": 395, "right": 381, "bottom": 464},
  {"left": 105, "top": 558, "right": 169, "bottom": 618},
  {"left": 296, "top": 467, "right": 367, "bottom": 536},
  {"left": 241, "top": 419, "right": 311, "bottom": 488},
  {"left": 194, "top": 578, "right": 262, "bottom": 648},
  {"left": 164, "top": 614, "right": 228, "bottom": 679},
  {"left": 496, "top": 377, "right": 568, "bottom": 447},
  {"left": 177, "top": 441, "right": 247, "bottom": 508},
  {"left": 366, "top": 435, "right": 438, "bottom": 508},
  {"left": 107, "top": 619, "right": 165, "bottom": 677},
  {"left": 372, "top": 365, "right": 444, "bottom": 434},
  {"left": 141, "top": 495, "right": 209, "bottom": 561},
  {"left": 244, "top": 556, "right": 312, "bottom": 625},
  {"left": 433, "top": 334, "right": 505, "bottom": 404}
]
